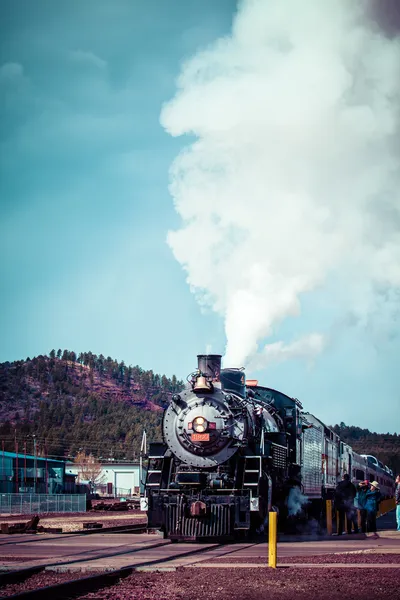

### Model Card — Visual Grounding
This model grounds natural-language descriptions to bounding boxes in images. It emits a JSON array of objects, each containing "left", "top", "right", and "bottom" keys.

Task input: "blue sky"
[
  {"left": 1, "top": 0, "right": 232, "bottom": 364},
  {"left": 1, "top": 0, "right": 399, "bottom": 432}
]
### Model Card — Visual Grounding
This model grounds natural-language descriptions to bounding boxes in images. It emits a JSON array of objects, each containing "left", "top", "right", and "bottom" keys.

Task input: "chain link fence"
[
  {"left": 94, "top": 484, "right": 132, "bottom": 498},
  {"left": 0, "top": 494, "right": 86, "bottom": 514}
]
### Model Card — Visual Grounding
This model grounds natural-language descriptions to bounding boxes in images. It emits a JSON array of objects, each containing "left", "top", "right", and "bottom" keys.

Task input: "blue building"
[{"left": 0, "top": 450, "right": 65, "bottom": 494}]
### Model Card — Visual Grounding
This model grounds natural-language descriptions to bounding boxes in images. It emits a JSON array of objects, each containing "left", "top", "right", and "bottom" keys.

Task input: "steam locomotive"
[{"left": 142, "top": 354, "right": 394, "bottom": 540}]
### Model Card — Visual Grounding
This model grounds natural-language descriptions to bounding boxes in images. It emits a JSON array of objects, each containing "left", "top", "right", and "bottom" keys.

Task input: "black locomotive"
[{"left": 142, "top": 354, "right": 394, "bottom": 540}]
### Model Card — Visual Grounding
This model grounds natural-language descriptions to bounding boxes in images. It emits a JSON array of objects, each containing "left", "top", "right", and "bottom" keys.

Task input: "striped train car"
[{"left": 282, "top": 408, "right": 394, "bottom": 506}]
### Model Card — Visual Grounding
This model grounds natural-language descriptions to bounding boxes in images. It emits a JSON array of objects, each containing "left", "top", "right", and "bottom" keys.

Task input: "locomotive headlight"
[{"left": 193, "top": 416, "right": 208, "bottom": 433}]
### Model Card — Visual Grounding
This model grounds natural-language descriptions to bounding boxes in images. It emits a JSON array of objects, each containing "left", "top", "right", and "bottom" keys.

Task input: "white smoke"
[
  {"left": 248, "top": 333, "right": 326, "bottom": 371},
  {"left": 161, "top": 0, "right": 400, "bottom": 369},
  {"left": 286, "top": 487, "right": 309, "bottom": 517}
]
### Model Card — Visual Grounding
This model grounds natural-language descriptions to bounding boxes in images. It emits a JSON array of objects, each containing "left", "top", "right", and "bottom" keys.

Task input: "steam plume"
[
  {"left": 162, "top": 0, "right": 400, "bottom": 369},
  {"left": 286, "top": 487, "right": 309, "bottom": 517}
]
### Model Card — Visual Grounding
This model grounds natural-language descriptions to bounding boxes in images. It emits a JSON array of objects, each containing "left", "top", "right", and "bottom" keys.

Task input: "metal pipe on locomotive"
[{"left": 141, "top": 354, "right": 395, "bottom": 541}]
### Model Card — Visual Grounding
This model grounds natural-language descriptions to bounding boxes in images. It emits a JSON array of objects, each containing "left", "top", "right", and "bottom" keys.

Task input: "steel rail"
[
  {"left": 0, "top": 521, "right": 149, "bottom": 547},
  {"left": 0, "top": 539, "right": 170, "bottom": 584},
  {"left": 2, "top": 542, "right": 225, "bottom": 599}
]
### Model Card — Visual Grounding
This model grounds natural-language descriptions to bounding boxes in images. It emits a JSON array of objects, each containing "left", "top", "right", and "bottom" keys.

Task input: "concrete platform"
[
  {"left": 0, "top": 533, "right": 170, "bottom": 571},
  {"left": 0, "top": 510, "right": 398, "bottom": 573}
]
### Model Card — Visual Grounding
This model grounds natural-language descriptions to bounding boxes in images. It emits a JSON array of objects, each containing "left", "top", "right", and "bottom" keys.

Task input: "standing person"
[
  {"left": 335, "top": 474, "right": 357, "bottom": 535},
  {"left": 365, "top": 481, "right": 381, "bottom": 538},
  {"left": 395, "top": 475, "right": 400, "bottom": 532},
  {"left": 355, "top": 480, "right": 369, "bottom": 534}
]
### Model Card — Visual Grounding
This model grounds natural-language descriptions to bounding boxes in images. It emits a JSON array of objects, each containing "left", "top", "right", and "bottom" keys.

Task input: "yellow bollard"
[
  {"left": 357, "top": 509, "right": 362, "bottom": 530},
  {"left": 326, "top": 500, "right": 333, "bottom": 535},
  {"left": 268, "top": 511, "right": 277, "bottom": 568}
]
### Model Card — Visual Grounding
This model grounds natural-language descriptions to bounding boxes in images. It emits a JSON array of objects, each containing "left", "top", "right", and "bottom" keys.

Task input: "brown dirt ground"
[
  {"left": 79, "top": 567, "right": 400, "bottom": 600},
  {"left": 0, "top": 511, "right": 147, "bottom": 532},
  {"left": 210, "top": 552, "right": 400, "bottom": 564},
  {"left": 0, "top": 571, "right": 91, "bottom": 598}
]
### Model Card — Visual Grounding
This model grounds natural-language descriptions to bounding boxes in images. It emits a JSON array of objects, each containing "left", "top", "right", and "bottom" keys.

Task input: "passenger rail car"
[{"left": 142, "top": 354, "right": 394, "bottom": 540}]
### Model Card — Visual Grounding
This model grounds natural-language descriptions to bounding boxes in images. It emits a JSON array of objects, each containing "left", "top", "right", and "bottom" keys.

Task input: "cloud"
[
  {"left": 161, "top": 0, "right": 400, "bottom": 369},
  {"left": 69, "top": 50, "right": 107, "bottom": 69}
]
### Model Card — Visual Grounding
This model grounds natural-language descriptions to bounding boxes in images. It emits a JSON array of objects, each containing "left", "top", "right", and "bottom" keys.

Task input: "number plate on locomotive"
[{"left": 191, "top": 433, "right": 210, "bottom": 441}]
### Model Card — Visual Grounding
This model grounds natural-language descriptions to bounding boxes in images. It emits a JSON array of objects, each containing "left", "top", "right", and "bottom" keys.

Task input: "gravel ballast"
[
  {"left": 78, "top": 567, "right": 400, "bottom": 600},
  {"left": 0, "top": 571, "right": 92, "bottom": 598},
  {"left": 0, "top": 512, "right": 147, "bottom": 532},
  {"left": 210, "top": 552, "right": 400, "bottom": 564}
]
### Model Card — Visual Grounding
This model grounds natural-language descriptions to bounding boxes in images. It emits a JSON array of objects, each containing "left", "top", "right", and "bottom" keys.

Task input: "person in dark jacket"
[
  {"left": 395, "top": 475, "right": 400, "bottom": 532},
  {"left": 355, "top": 480, "right": 369, "bottom": 534},
  {"left": 335, "top": 474, "right": 357, "bottom": 535},
  {"left": 365, "top": 481, "right": 381, "bottom": 537}
]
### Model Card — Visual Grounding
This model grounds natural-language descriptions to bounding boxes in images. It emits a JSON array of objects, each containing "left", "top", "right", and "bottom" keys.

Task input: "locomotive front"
[
  {"left": 163, "top": 354, "right": 250, "bottom": 470},
  {"left": 143, "top": 354, "right": 284, "bottom": 541}
]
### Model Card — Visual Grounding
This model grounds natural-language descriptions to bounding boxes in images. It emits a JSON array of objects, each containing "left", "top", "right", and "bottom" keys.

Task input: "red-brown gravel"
[
  {"left": 0, "top": 512, "right": 147, "bottom": 532},
  {"left": 1, "top": 561, "right": 399, "bottom": 599},
  {"left": 210, "top": 552, "right": 400, "bottom": 564},
  {"left": 0, "top": 556, "right": 54, "bottom": 562},
  {"left": 282, "top": 552, "right": 400, "bottom": 564},
  {"left": 0, "top": 570, "right": 92, "bottom": 598},
  {"left": 78, "top": 567, "right": 400, "bottom": 600}
]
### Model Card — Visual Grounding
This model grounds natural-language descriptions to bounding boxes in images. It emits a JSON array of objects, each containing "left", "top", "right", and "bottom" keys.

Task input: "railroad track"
[
  {"left": 0, "top": 522, "right": 149, "bottom": 549},
  {"left": 0, "top": 540, "right": 225, "bottom": 599},
  {"left": 0, "top": 565, "right": 136, "bottom": 599},
  {"left": 0, "top": 534, "right": 169, "bottom": 579}
]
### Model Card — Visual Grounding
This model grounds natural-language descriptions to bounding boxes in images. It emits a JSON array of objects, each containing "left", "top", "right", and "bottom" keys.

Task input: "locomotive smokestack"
[{"left": 197, "top": 354, "right": 221, "bottom": 382}]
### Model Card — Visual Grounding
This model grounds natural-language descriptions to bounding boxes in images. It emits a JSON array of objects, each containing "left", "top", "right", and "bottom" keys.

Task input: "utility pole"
[
  {"left": 15, "top": 430, "right": 19, "bottom": 494},
  {"left": 1, "top": 440, "right": 4, "bottom": 493},
  {"left": 33, "top": 435, "right": 37, "bottom": 494},
  {"left": 24, "top": 441, "right": 27, "bottom": 488},
  {"left": 45, "top": 441, "right": 48, "bottom": 494}
]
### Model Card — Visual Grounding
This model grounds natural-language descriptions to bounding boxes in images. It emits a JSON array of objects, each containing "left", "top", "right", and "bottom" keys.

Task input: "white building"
[{"left": 66, "top": 461, "right": 142, "bottom": 497}]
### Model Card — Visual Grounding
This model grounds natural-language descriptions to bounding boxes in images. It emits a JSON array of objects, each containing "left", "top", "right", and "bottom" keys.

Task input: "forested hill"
[
  {"left": 332, "top": 423, "right": 400, "bottom": 474},
  {"left": 0, "top": 353, "right": 398, "bottom": 471},
  {"left": 0, "top": 351, "right": 184, "bottom": 461}
]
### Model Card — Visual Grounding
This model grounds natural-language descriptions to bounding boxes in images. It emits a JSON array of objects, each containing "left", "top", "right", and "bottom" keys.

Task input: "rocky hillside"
[{"left": 0, "top": 351, "right": 183, "bottom": 460}]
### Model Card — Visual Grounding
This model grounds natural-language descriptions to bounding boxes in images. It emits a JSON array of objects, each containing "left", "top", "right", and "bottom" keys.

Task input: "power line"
[
  {"left": 0, "top": 437, "right": 152, "bottom": 450},
  {"left": 0, "top": 434, "right": 151, "bottom": 461}
]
